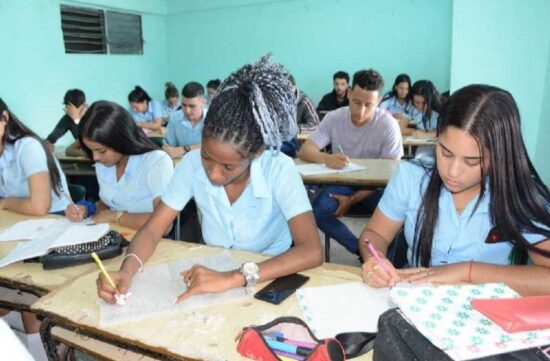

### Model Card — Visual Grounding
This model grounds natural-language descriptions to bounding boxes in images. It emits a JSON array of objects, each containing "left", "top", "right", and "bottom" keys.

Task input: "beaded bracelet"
[{"left": 123, "top": 253, "right": 143, "bottom": 273}]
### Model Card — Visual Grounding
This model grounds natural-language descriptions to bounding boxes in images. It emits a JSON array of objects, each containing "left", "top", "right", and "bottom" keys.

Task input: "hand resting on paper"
[
  {"left": 175, "top": 264, "right": 243, "bottom": 303},
  {"left": 361, "top": 256, "right": 400, "bottom": 288},
  {"left": 64, "top": 204, "right": 88, "bottom": 222},
  {"left": 96, "top": 270, "right": 134, "bottom": 304},
  {"left": 325, "top": 153, "right": 349, "bottom": 169}
]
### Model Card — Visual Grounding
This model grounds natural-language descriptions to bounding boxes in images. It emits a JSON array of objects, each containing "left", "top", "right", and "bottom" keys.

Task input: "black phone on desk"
[{"left": 254, "top": 273, "right": 310, "bottom": 305}]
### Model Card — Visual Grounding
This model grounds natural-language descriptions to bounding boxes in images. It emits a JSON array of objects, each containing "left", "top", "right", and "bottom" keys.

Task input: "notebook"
[{"left": 296, "top": 162, "right": 365, "bottom": 176}]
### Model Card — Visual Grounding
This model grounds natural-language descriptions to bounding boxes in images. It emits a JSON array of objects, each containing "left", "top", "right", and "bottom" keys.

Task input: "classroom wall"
[
  {"left": 450, "top": 0, "right": 550, "bottom": 184},
  {"left": 535, "top": 55, "right": 550, "bottom": 185},
  {"left": 0, "top": 0, "right": 168, "bottom": 145},
  {"left": 166, "top": 0, "right": 453, "bottom": 104}
]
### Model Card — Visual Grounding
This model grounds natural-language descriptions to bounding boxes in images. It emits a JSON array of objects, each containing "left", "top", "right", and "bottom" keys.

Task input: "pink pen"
[{"left": 364, "top": 238, "right": 391, "bottom": 277}]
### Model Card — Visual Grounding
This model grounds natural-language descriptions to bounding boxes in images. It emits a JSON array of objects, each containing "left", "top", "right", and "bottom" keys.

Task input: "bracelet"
[
  {"left": 467, "top": 260, "right": 474, "bottom": 283},
  {"left": 115, "top": 211, "right": 125, "bottom": 224},
  {"left": 123, "top": 253, "right": 143, "bottom": 273}
]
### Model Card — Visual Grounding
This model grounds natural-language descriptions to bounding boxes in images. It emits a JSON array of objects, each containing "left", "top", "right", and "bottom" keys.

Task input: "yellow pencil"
[{"left": 91, "top": 252, "right": 118, "bottom": 291}]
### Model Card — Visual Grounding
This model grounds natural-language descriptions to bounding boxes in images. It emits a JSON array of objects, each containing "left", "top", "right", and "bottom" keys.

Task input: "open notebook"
[
  {"left": 0, "top": 219, "right": 109, "bottom": 267},
  {"left": 296, "top": 162, "right": 365, "bottom": 176}
]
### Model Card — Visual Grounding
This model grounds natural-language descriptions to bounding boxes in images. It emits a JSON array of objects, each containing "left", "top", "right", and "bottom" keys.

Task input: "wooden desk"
[
  {"left": 32, "top": 243, "right": 372, "bottom": 360},
  {"left": 0, "top": 211, "right": 136, "bottom": 311},
  {"left": 402, "top": 136, "right": 436, "bottom": 157},
  {"left": 295, "top": 158, "right": 400, "bottom": 188},
  {"left": 55, "top": 148, "right": 95, "bottom": 177}
]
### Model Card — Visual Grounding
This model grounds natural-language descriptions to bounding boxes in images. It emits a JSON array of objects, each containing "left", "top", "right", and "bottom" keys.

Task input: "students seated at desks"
[
  {"left": 397, "top": 80, "right": 441, "bottom": 139},
  {"left": 379, "top": 73, "right": 412, "bottom": 117},
  {"left": 161, "top": 82, "right": 180, "bottom": 125},
  {"left": 317, "top": 71, "right": 350, "bottom": 116},
  {"left": 128, "top": 86, "right": 164, "bottom": 132},
  {"left": 205, "top": 78, "right": 220, "bottom": 107},
  {"left": 300, "top": 69, "right": 403, "bottom": 255},
  {"left": 163, "top": 82, "right": 206, "bottom": 159},
  {"left": 65, "top": 101, "right": 174, "bottom": 230},
  {"left": 361, "top": 85, "right": 550, "bottom": 360},
  {"left": 96, "top": 55, "right": 323, "bottom": 304},
  {"left": 281, "top": 75, "right": 320, "bottom": 157},
  {"left": 0, "top": 98, "right": 70, "bottom": 361},
  {"left": 45, "top": 88, "right": 87, "bottom": 157}
]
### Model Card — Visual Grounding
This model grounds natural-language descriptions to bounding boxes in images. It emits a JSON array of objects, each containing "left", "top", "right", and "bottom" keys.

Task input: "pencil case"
[
  {"left": 472, "top": 295, "right": 550, "bottom": 333},
  {"left": 236, "top": 316, "right": 345, "bottom": 361}
]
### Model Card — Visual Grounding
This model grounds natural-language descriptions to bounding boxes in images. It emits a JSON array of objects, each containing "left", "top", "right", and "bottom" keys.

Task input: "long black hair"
[
  {"left": 410, "top": 80, "right": 441, "bottom": 130},
  {"left": 0, "top": 98, "right": 63, "bottom": 196},
  {"left": 381, "top": 73, "right": 411, "bottom": 103},
  {"left": 79, "top": 101, "right": 159, "bottom": 159},
  {"left": 203, "top": 54, "right": 297, "bottom": 157},
  {"left": 412, "top": 84, "right": 550, "bottom": 266}
]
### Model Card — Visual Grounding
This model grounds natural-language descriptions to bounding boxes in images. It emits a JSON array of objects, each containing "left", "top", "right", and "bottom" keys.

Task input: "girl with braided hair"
[{"left": 96, "top": 55, "right": 323, "bottom": 304}]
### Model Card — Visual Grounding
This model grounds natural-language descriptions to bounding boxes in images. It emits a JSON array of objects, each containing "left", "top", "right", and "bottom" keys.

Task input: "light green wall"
[
  {"left": 535, "top": 53, "right": 550, "bottom": 185},
  {"left": 0, "top": 0, "right": 168, "bottom": 145},
  {"left": 450, "top": 0, "right": 550, "bottom": 184},
  {"left": 166, "top": 0, "right": 452, "bottom": 104}
]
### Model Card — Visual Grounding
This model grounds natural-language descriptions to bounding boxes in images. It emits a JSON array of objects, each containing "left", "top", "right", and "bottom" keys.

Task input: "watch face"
[{"left": 243, "top": 262, "right": 259, "bottom": 274}]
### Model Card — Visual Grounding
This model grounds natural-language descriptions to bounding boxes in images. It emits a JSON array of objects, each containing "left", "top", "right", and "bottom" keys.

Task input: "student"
[
  {"left": 380, "top": 74, "right": 412, "bottom": 117},
  {"left": 399, "top": 80, "right": 441, "bottom": 138},
  {"left": 128, "top": 86, "right": 164, "bottom": 132},
  {"left": 317, "top": 71, "right": 350, "bottom": 113},
  {"left": 163, "top": 82, "right": 206, "bottom": 159},
  {"left": 300, "top": 69, "right": 403, "bottom": 255},
  {"left": 0, "top": 98, "right": 70, "bottom": 361},
  {"left": 46, "top": 89, "right": 88, "bottom": 156},
  {"left": 288, "top": 74, "right": 320, "bottom": 131},
  {"left": 161, "top": 82, "right": 180, "bottom": 123},
  {"left": 65, "top": 101, "right": 174, "bottom": 230},
  {"left": 359, "top": 84, "right": 550, "bottom": 293},
  {"left": 205, "top": 78, "right": 220, "bottom": 106},
  {"left": 96, "top": 55, "right": 323, "bottom": 304}
]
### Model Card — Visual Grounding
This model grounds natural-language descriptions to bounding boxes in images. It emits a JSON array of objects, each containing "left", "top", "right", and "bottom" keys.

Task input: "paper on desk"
[
  {"left": 296, "top": 282, "right": 393, "bottom": 338},
  {"left": 0, "top": 219, "right": 58, "bottom": 241},
  {"left": 296, "top": 162, "right": 365, "bottom": 176},
  {"left": 99, "top": 251, "right": 247, "bottom": 327},
  {"left": 0, "top": 219, "right": 109, "bottom": 267}
]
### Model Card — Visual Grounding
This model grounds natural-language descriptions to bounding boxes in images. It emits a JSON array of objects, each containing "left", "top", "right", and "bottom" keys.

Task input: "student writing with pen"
[
  {"left": 300, "top": 69, "right": 403, "bottom": 256},
  {"left": 96, "top": 55, "right": 323, "bottom": 304}
]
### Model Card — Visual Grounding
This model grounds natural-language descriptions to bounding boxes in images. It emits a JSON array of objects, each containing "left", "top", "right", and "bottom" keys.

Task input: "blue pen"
[{"left": 265, "top": 338, "right": 312, "bottom": 357}]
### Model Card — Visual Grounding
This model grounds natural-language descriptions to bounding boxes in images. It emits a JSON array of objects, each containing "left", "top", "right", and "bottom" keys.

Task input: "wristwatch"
[{"left": 239, "top": 262, "right": 260, "bottom": 292}]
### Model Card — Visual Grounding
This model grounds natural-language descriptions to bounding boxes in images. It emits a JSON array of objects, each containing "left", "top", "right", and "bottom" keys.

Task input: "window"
[{"left": 60, "top": 5, "right": 143, "bottom": 55}]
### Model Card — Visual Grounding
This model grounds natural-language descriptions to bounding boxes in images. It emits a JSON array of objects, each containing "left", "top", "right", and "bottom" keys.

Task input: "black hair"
[
  {"left": 411, "top": 84, "right": 550, "bottom": 266},
  {"left": 352, "top": 69, "right": 385, "bottom": 92},
  {"left": 182, "top": 82, "right": 205, "bottom": 98},
  {"left": 79, "top": 101, "right": 159, "bottom": 159},
  {"left": 63, "top": 89, "right": 86, "bottom": 107},
  {"left": 128, "top": 86, "right": 151, "bottom": 103},
  {"left": 164, "top": 82, "right": 178, "bottom": 100},
  {"left": 381, "top": 74, "right": 411, "bottom": 102},
  {"left": 203, "top": 54, "right": 297, "bottom": 157},
  {"left": 206, "top": 79, "right": 221, "bottom": 90},
  {"left": 333, "top": 71, "right": 350, "bottom": 83},
  {"left": 0, "top": 98, "right": 63, "bottom": 196},
  {"left": 410, "top": 80, "right": 441, "bottom": 130}
]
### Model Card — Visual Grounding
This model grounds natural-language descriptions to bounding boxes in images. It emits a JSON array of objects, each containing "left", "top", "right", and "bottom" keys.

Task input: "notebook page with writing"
[
  {"left": 296, "top": 282, "right": 393, "bottom": 338},
  {"left": 296, "top": 162, "right": 365, "bottom": 176}
]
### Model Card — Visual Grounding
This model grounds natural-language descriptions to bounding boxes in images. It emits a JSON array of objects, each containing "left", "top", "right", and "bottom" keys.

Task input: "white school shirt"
[
  {"left": 95, "top": 150, "right": 174, "bottom": 213},
  {"left": 161, "top": 150, "right": 312, "bottom": 255},
  {"left": 0, "top": 137, "right": 69, "bottom": 212}
]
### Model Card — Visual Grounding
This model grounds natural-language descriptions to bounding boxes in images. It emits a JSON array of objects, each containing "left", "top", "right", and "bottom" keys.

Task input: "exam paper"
[{"left": 296, "top": 162, "right": 365, "bottom": 176}]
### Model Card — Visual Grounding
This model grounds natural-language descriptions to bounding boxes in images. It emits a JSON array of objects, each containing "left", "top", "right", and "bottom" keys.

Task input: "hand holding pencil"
[
  {"left": 93, "top": 252, "right": 134, "bottom": 304},
  {"left": 361, "top": 239, "right": 400, "bottom": 288}
]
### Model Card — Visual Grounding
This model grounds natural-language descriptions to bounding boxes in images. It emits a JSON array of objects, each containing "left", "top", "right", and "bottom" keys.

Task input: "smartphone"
[{"left": 254, "top": 273, "right": 310, "bottom": 305}]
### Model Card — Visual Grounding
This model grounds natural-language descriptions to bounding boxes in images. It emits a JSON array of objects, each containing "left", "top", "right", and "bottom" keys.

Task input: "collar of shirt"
[
  {"left": 0, "top": 143, "right": 15, "bottom": 169},
  {"left": 122, "top": 154, "right": 140, "bottom": 180},
  {"left": 176, "top": 108, "right": 207, "bottom": 125}
]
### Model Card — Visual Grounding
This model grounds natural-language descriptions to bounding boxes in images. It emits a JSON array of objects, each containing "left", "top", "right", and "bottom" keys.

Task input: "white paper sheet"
[
  {"left": 0, "top": 219, "right": 58, "bottom": 242},
  {"left": 296, "top": 282, "right": 393, "bottom": 338},
  {"left": 296, "top": 162, "right": 365, "bottom": 176},
  {"left": 99, "top": 251, "right": 247, "bottom": 327},
  {"left": 0, "top": 219, "right": 109, "bottom": 267}
]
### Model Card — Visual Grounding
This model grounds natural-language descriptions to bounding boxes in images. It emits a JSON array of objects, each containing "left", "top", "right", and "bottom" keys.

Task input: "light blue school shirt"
[
  {"left": 161, "top": 99, "right": 179, "bottom": 118},
  {"left": 409, "top": 108, "right": 439, "bottom": 131},
  {"left": 0, "top": 137, "right": 69, "bottom": 213},
  {"left": 129, "top": 100, "right": 163, "bottom": 123},
  {"left": 380, "top": 96, "right": 412, "bottom": 115},
  {"left": 164, "top": 109, "right": 206, "bottom": 147},
  {"left": 161, "top": 150, "right": 312, "bottom": 255},
  {"left": 95, "top": 150, "right": 174, "bottom": 213},
  {"left": 378, "top": 161, "right": 547, "bottom": 266}
]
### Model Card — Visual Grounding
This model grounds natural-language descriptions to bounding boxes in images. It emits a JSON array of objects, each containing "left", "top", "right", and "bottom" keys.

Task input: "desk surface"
[
  {"left": 295, "top": 158, "right": 400, "bottom": 187},
  {"left": 0, "top": 210, "right": 136, "bottom": 295},
  {"left": 402, "top": 136, "right": 436, "bottom": 146},
  {"left": 32, "top": 242, "right": 370, "bottom": 360}
]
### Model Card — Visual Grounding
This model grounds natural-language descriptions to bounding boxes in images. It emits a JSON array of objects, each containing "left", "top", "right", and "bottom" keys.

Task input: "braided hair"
[{"left": 203, "top": 54, "right": 297, "bottom": 157}]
